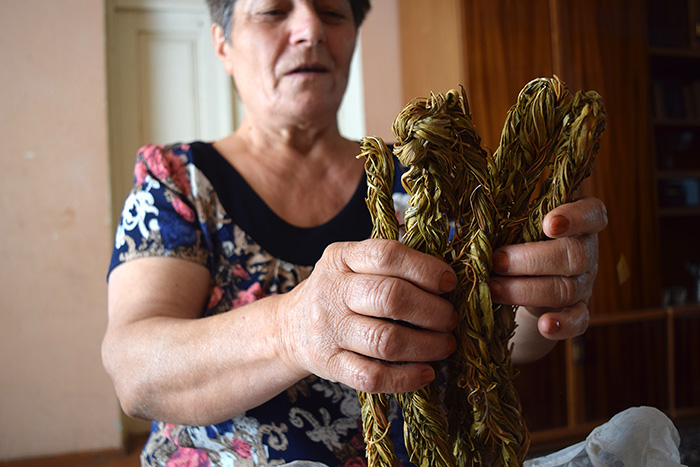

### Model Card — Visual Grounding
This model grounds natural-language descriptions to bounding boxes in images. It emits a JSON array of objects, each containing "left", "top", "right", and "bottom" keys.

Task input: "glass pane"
[{"left": 655, "top": 126, "right": 700, "bottom": 171}]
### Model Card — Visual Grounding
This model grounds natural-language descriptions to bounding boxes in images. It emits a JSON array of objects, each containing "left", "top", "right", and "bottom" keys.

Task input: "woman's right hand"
[{"left": 279, "top": 239, "right": 458, "bottom": 394}]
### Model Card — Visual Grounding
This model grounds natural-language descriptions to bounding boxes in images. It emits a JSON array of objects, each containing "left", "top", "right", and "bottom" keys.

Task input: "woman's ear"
[{"left": 211, "top": 23, "right": 234, "bottom": 75}]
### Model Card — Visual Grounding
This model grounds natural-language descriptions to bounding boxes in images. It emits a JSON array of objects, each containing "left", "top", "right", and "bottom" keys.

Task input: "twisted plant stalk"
[
  {"left": 521, "top": 88, "right": 607, "bottom": 242},
  {"left": 446, "top": 76, "right": 573, "bottom": 466},
  {"left": 489, "top": 76, "right": 573, "bottom": 248},
  {"left": 391, "top": 90, "right": 466, "bottom": 467},
  {"left": 356, "top": 137, "right": 400, "bottom": 467},
  {"left": 356, "top": 76, "right": 605, "bottom": 467},
  {"left": 437, "top": 90, "right": 525, "bottom": 466}
]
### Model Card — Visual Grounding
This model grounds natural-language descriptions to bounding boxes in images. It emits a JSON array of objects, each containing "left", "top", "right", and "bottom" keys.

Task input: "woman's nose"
[{"left": 288, "top": 4, "right": 325, "bottom": 45}]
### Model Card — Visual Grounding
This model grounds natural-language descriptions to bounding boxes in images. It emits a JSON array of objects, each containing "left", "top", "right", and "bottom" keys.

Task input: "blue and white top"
[{"left": 109, "top": 141, "right": 410, "bottom": 466}]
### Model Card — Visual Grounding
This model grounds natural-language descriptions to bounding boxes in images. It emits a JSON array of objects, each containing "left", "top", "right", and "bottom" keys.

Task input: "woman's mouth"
[{"left": 287, "top": 64, "right": 329, "bottom": 75}]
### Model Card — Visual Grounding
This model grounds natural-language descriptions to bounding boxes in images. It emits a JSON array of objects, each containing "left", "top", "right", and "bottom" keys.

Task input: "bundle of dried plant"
[{"left": 356, "top": 76, "right": 606, "bottom": 467}]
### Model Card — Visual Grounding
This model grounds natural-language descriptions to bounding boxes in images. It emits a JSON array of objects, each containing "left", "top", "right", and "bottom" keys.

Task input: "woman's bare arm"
[
  {"left": 102, "top": 256, "right": 307, "bottom": 425},
  {"left": 102, "top": 240, "right": 458, "bottom": 426}
]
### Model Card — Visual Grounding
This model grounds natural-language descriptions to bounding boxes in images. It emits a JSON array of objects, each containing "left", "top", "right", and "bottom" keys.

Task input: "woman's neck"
[
  {"left": 237, "top": 111, "right": 343, "bottom": 158},
  {"left": 213, "top": 117, "right": 365, "bottom": 228}
]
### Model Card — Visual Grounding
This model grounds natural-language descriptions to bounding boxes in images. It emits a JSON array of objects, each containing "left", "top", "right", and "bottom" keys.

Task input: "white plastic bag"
[{"left": 525, "top": 406, "right": 685, "bottom": 467}]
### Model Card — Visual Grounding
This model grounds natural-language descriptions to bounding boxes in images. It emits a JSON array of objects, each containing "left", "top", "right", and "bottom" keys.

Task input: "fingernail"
[
  {"left": 492, "top": 251, "right": 509, "bottom": 273},
  {"left": 439, "top": 270, "right": 457, "bottom": 293},
  {"left": 545, "top": 319, "right": 562, "bottom": 335},
  {"left": 489, "top": 279, "right": 503, "bottom": 302},
  {"left": 550, "top": 215, "right": 570, "bottom": 237},
  {"left": 446, "top": 336, "right": 457, "bottom": 355},
  {"left": 420, "top": 368, "right": 435, "bottom": 385}
]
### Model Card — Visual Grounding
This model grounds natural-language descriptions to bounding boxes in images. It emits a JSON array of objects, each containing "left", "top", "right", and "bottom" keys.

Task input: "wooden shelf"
[
  {"left": 656, "top": 170, "right": 700, "bottom": 179},
  {"left": 589, "top": 308, "right": 666, "bottom": 326},
  {"left": 650, "top": 46, "right": 700, "bottom": 59},
  {"left": 528, "top": 306, "right": 700, "bottom": 452},
  {"left": 588, "top": 304, "right": 700, "bottom": 326},
  {"left": 658, "top": 206, "right": 700, "bottom": 216},
  {"left": 652, "top": 117, "right": 700, "bottom": 127},
  {"left": 650, "top": 0, "right": 700, "bottom": 317},
  {"left": 669, "top": 302, "right": 700, "bottom": 316}
]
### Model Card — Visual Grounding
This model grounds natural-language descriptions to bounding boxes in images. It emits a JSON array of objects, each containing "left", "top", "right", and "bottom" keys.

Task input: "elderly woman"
[{"left": 102, "top": 0, "right": 607, "bottom": 465}]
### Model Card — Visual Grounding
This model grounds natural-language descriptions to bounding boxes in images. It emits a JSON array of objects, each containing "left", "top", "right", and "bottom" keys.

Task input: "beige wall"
[
  {"left": 0, "top": 0, "right": 122, "bottom": 461},
  {"left": 0, "top": 0, "right": 403, "bottom": 461},
  {"left": 361, "top": 0, "right": 403, "bottom": 142}
]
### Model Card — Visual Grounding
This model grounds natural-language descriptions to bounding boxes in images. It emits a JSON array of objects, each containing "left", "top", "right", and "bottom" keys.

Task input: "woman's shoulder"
[
  {"left": 132, "top": 141, "right": 228, "bottom": 194},
  {"left": 133, "top": 142, "right": 196, "bottom": 194}
]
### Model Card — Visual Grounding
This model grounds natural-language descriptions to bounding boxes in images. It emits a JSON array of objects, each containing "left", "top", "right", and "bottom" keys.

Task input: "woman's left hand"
[{"left": 488, "top": 196, "right": 608, "bottom": 363}]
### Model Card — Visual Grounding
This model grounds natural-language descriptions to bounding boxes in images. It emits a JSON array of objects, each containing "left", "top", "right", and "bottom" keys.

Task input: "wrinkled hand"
[
  {"left": 279, "top": 239, "right": 458, "bottom": 394},
  {"left": 489, "top": 197, "right": 608, "bottom": 350}
]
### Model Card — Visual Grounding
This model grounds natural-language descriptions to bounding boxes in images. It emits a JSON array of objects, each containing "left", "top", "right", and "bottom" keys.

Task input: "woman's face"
[{"left": 219, "top": 0, "right": 358, "bottom": 126}]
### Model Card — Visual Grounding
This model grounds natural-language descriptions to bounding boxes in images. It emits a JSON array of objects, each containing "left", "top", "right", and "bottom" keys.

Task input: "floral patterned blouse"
[{"left": 108, "top": 142, "right": 411, "bottom": 466}]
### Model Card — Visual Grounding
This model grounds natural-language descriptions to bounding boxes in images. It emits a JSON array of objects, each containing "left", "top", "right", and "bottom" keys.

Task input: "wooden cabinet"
[
  {"left": 673, "top": 309, "right": 700, "bottom": 413},
  {"left": 649, "top": 0, "right": 700, "bottom": 307},
  {"left": 400, "top": 0, "right": 660, "bottom": 315},
  {"left": 397, "top": 0, "right": 700, "bottom": 452},
  {"left": 646, "top": 0, "right": 700, "bottom": 424}
]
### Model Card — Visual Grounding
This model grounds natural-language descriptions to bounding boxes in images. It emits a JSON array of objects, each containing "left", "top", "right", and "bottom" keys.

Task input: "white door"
[{"left": 107, "top": 0, "right": 238, "bottom": 225}]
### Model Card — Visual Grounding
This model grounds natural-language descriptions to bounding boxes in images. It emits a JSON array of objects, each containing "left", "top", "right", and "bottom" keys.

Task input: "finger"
[
  {"left": 489, "top": 271, "right": 596, "bottom": 308},
  {"left": 340, "top": 274, "right": 457, "bottom": 332},
  {"left": 536, "top": 301, "right": 590, "bottom": 340},
  {"left": 542, "top": 196, "right": 608, "bottom": 238},
  {"left": 492, "top": 234, "right": 598, "bottom": 277},
  {"left": 326, "top": 351, "right": 437, "bottom": 394},
  {"left": 335, "top": 314, "right": 457, "bottom": 363},
  {"left": 325, "top": 239, "right": 458, "bottom": 295}
]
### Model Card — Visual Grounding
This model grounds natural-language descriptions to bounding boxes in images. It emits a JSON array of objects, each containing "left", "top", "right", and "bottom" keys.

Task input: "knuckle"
[
  {"left": 368, "top": 239, "right": 403, "bottom": 270},
  {"left": 592, "top": 198, "right": 609, "bottom": 227},
  {"left": 321, "top": 241, "right": 351, "bottom": 268},
  {"left": 577, "top": 197, "right": 608, "bottom": 231},
  {"left": 575, "top": 320, "right": 589, "bottom": 337},
  {"left": 355, "top": 365, "right": 384, "bottom": 394},
  {"left": 367, "top": 322, "right": 400, "bottom": 360},
  {"left": 580, "top": 312, "right": 591, "bottom": 334},
  {"left": 562, "top": 237, "right": 589, "bottom": 275},
  {"left": 576, "top": 271, "right": 595, "bottom": 303},
  {"left": 372, "top": 277, "right": 404, "bottom": 318},
  {"left": 571, "top": 302, "right": 591, "bottom": 336},
  {"left": 324, "top": 351, "right": 347, "bottom": 383},
  {"left": 585, "top": 235, "right": 600, "bottom": 272},
  {"left": 522, "top": 248, "right": 540, "bottom": 272},
  {"left": 554, "top": 276, "right": 578, "bottom": 306}
]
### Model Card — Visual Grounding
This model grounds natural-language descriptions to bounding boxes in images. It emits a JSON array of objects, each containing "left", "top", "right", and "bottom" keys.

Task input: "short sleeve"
[{"left": 108, "top": 144, "right": 209, "bottom": 276}]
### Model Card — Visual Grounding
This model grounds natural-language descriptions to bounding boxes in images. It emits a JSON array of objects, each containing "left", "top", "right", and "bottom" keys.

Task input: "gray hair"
[{"left": 205, "top": 0, "right": 371, "bottom": 40}]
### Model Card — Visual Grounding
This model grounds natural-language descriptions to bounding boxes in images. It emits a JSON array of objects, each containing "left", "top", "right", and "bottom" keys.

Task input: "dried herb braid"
[
  {"left": 356, "top": 76, "right": 605, "bottom": 467},
  {"left": 391, "top": 90, "right": 466, "bottom": 467},
  {"left": 360, "top": 137, "right": 401, "bottom": 242},
  {"left": 438, "top": 90, "right": 527, "bottom": 466},
  {"left": 356, "top": 137, "right": 400, "bottom": 467},
  {"left": 444, "top": 77, "right": 577, "bottom": 465},
  {"left": 521, "top": 88, "right": 607, "bottom": 242},
  {"left": 489, "top": 76, "right": 573, "bottom": 248}
]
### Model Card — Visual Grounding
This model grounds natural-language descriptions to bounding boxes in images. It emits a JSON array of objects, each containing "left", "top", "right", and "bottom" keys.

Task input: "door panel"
[{"left": 108, "top": 3, "right": 235, "bottom": 225}]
